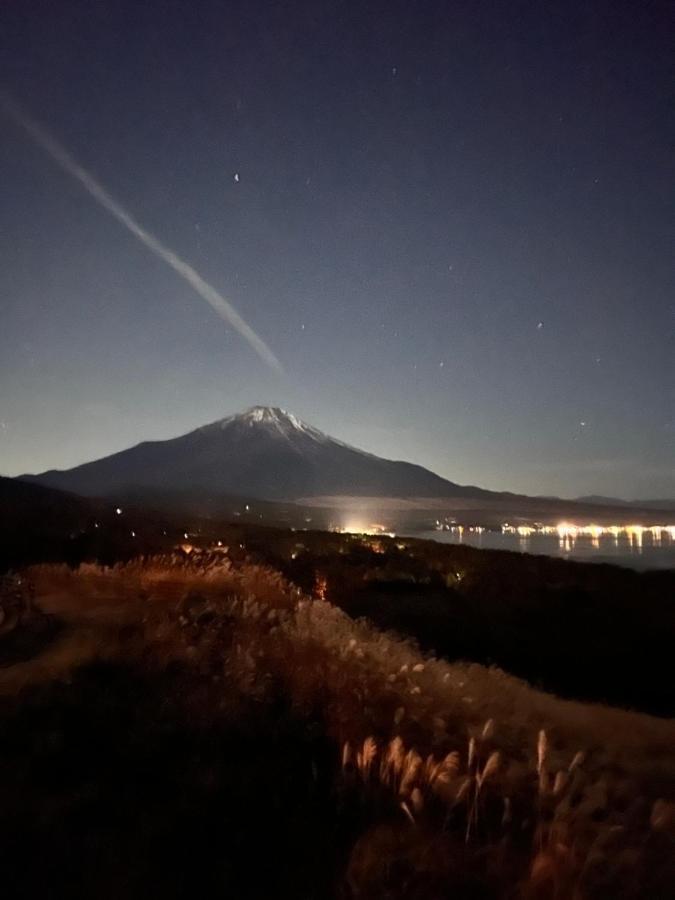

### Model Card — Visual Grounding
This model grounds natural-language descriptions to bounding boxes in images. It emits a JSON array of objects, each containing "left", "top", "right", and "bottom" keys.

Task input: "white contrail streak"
[{"left": 0, "top": 91, "right": 283, "bottom": 372}]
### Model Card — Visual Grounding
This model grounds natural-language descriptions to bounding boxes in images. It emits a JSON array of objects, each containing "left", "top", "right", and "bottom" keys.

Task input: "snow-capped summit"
[
  {"left": 234, "top": 406, "right": 321, "bottom": 435},
  {"left": 235, "top": 406, "right": 294, "bottom": 426},
  {"left": 204, "top": 406, "right": 331, "bottom": 444},
  {"left": 23, "top": 406, "right": 492, "bottom": 502},
  {"left": 241, "top": 405, "right": 293, "bottom": 425}
]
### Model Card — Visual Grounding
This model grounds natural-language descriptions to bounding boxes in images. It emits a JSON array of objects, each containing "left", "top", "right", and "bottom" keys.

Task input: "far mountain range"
[{"left": 16, "top": 407, "right": 674, "bottom": 528}]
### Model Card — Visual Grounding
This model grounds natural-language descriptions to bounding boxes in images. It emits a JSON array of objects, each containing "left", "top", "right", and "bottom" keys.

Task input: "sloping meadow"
[{"left": 16, "top": 554, "right": 675, "bottom": 898}]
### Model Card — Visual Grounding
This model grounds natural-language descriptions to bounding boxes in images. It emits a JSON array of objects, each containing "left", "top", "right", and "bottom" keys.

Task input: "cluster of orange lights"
[
  {"left": 337, "top": 522, "right": 396, "bottom": 537},
  {"left": 501, "top": 522, "right": 675, "bottom": 548},
  {"left": 439, "top": 520, "right": 675, "bottom": 550},
  {"left": 436, "top": 524, "right": 485, "bottom": 534}
]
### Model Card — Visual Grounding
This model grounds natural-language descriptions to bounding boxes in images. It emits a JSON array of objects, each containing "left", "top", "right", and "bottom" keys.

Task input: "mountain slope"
[
  {"left": 576, "top": 495, "right": 675, "bottom": 511},
  {"left": 23, "top": 407, "right": 496, "bottom": 502}
]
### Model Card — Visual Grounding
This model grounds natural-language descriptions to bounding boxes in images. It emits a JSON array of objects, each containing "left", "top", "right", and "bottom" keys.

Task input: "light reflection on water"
[{"left": 417, "top": 529, "right": 675, "bottom": 571}]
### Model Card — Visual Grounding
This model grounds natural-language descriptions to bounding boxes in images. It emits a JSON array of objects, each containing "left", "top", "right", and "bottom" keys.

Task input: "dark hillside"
[{"left": 2, "top": 481, "right": 673, "bottom": 716}]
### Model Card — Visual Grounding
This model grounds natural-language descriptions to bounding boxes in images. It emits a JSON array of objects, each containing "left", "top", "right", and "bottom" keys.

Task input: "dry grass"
[{"left": 12, "top": 553, "right": 675, "bottom": 898}]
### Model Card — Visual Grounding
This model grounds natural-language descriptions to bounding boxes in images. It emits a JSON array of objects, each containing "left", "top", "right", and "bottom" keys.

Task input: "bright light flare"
[{"left": 339, "top": 521, "right": 394, "bottom": 537}]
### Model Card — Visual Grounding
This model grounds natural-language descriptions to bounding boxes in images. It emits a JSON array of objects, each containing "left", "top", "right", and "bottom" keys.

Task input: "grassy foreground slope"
[{"left": 1, "top": 553, "right": 673, "bottom": 899}]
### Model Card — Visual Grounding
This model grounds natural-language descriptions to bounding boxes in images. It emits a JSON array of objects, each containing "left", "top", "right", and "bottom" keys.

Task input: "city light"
[
  {"left": 338, "top": 522, "right": 396, "bottom": 537},
  {"left": 505, "top": 522, "right": 675, "bottom": 549},
  {"left": 436, "top": 520, "right": 675, "bottom": 549}
]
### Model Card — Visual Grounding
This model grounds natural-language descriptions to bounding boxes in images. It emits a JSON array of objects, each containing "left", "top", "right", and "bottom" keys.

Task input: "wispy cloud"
[{"left": 0, "top": 91, "right": 283, "bottom": 372}]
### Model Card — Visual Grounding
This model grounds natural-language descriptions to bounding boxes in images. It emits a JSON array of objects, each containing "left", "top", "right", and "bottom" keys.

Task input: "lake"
[{"left": 414, "top": 528, "right": 675, "bottom": 570}]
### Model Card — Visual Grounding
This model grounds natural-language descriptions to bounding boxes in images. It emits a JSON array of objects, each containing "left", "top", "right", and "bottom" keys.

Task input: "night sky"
[{"left": 1, "top": 0, "right": 673, "bottom": 499}]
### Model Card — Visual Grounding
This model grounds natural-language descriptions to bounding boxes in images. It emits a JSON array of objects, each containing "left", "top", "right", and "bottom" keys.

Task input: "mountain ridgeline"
[{"left": 23, "top": 407, "right": 494, "bottom": 502}]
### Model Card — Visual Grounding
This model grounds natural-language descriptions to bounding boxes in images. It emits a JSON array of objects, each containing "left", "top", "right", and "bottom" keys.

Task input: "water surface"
[{"left": 414, "top": 529, "right": 675, "bottom": 570}]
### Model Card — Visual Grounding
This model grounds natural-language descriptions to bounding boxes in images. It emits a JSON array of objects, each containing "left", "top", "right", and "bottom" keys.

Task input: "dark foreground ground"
[
  {"left": 0, "top": 557, "right": 673, "bottom": 900},
  {"left": 0, "top": 483, "right": 674, "bottom": 898},
  {"left": 0, "top": 663, "right": 344, "bottom": 900}
]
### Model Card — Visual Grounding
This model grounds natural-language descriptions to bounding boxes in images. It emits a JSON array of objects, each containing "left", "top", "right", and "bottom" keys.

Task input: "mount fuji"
[{"left": 22, "top": 406, "right": 496, "bottom": 502}]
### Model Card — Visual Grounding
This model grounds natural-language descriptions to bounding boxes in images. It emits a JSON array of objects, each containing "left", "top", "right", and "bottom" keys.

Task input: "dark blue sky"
[{"left": 1, "top": 0, "right": 673, "bottom": 498}]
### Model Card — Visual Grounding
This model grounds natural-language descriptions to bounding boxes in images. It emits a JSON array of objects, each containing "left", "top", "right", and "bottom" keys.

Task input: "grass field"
[{"left": 0, "top": 552, "right": 672, "bottom": 898}]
